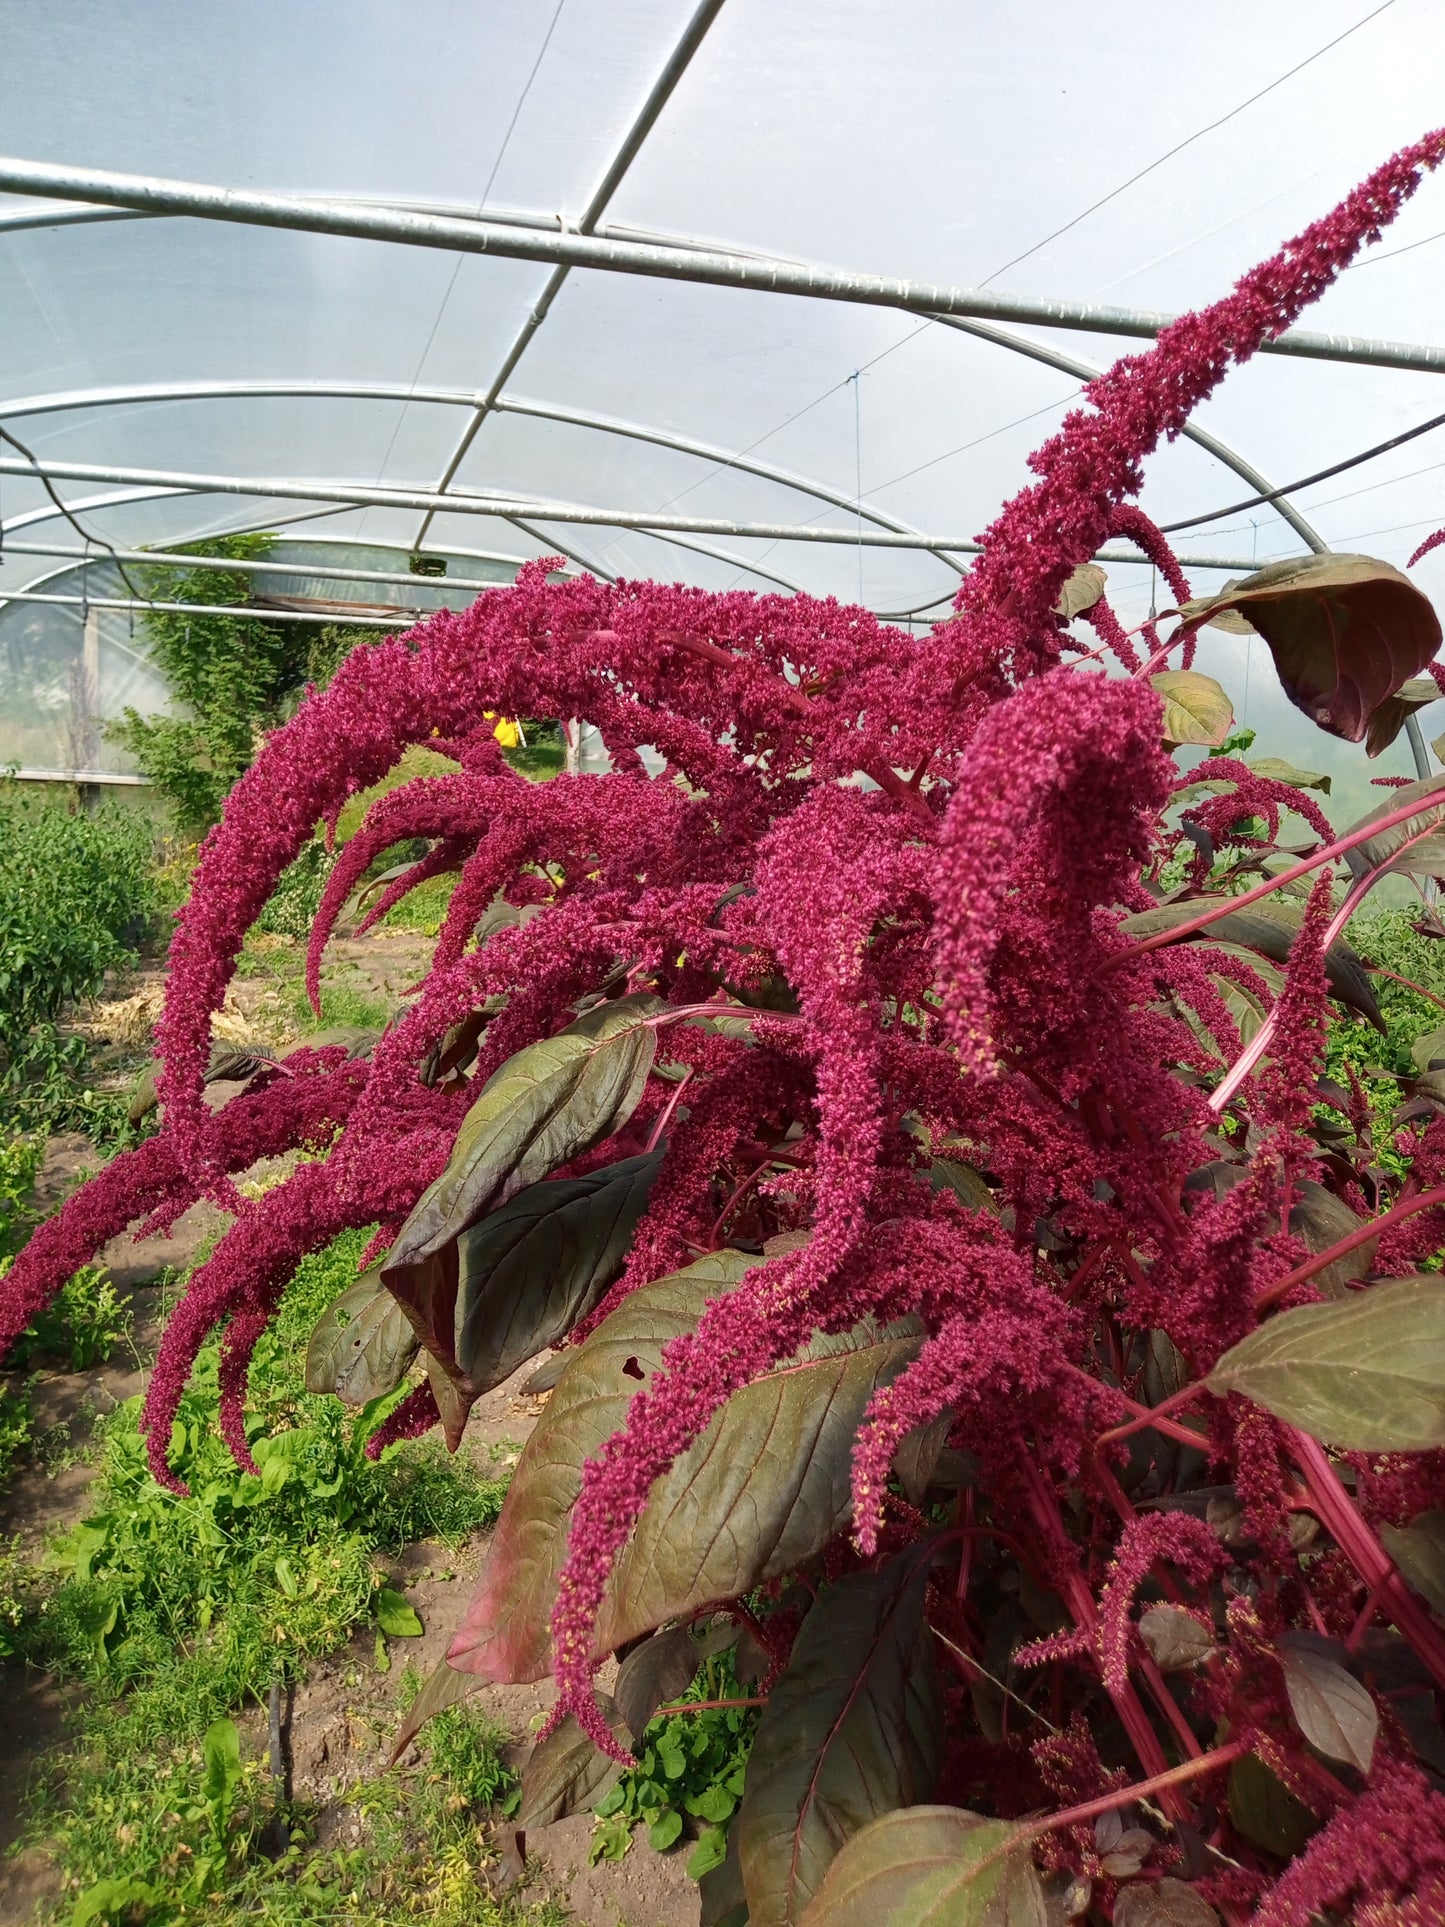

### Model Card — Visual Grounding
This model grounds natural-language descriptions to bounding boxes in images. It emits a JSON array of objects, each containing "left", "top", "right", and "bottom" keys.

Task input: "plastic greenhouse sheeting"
[{"left": 5, "top": 0, "right": 1445, "bottom": 811}]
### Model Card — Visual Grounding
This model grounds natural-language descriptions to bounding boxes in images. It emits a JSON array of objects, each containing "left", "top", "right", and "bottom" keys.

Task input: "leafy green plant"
[
  {"left": 9, "top": 1265, "right": 131, "bottom": 1372},
  {"left": 591, "top": 1648, "right": 756, "bottom": 1877},
  {"left": 0, "top": 1381, "right": 34, "bottom": 1488},
  {"left": 254, "top": 837, "right": 337, "bottom": 939},
  {"left": 8, "top": 1229, "right": 513, "bottom": 1920},
  {"left": 107, "top": 535, "right": 377, "bottom": 834},
  {"left": 0, "top": 786, "right": 156, "bottom": 1137},
  {"left": 0, "top": 1131, "right": 42, "bottom": 1257}
]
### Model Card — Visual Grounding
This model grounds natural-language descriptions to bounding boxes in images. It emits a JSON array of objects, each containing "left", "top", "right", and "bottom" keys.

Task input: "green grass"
[
  {"left": 1323, "top": 907, "right": 1445, "bottom": 1169},
  {"left": 0, "top": 787, "right": 157, "bottom": 1144},
  {"left": 1, "top": 1228, "right": 540, "bottom": 1925}
]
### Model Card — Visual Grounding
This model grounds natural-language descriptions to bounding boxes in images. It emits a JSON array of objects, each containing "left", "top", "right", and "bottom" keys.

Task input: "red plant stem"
[
  {"left": 957, "top": 1487, "right": 977, "bottom": 1602},
  {"left": 643, "top": 1068, "right": 693, "bottom": 1154},
  {"left": 1254, "top": 1183, "right": 1445, "bottom": 1311},
  {"left": 653, "top": 1696, "right": 766, "bottom": 1717},
  {"left": 1290, "top": 1430, "right": 1445, "bottom": 1694},
  {"left": 707, "top": 1157, "right": 772, "bottom": 1248},
  {"left": 1370, "top": 965, "right": 1445, "bottom": 1011},
  {"left": 1021, "top": 1740, "right": 1246, "bottom": 1842},
  {"left": 1100, "top": 786, "right": 1445, "bottom": 973},
  {"left": 1016, "top": 1458, "right": 1187, "bottom": 1817},
  {"left": 1095, "top": 1381, "right": 1209, "bottom": 1452}
]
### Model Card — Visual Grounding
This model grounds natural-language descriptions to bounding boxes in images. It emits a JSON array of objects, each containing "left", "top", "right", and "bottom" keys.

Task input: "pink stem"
[
  {"left": 1290, "top": 1430, "right": 1445, "bottom": 1694},
  {"left": 1101, "top": 784, "right": 1445, "bottom": 974}
]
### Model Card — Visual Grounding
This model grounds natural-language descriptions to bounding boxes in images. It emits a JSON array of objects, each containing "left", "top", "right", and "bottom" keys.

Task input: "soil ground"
[{"left": 0, "top": 929, "right": 700, "bottom": 1927}]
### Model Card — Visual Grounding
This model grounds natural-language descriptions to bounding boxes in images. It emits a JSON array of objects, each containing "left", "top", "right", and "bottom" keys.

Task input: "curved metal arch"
[
  {"left": 0, "top": 453, "right": 1280, "bottom": 575},
  {"left": 6, "top": 154, "right": 1445, "bottom": 376},
  {"left": 0, "top": 376, "right": 964, "bottom": 575}
]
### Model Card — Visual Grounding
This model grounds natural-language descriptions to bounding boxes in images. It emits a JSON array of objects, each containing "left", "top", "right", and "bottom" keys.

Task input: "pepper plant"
[{"left": 11, "top": 129, "right": 1445, "bottom": 1927}]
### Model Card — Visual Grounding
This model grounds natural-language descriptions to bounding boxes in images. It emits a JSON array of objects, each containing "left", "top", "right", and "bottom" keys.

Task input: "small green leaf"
[
  {"left": 1244, "top": 756, "right": 1331, "bottom": 795},
  {"left": 1227, "top": 1752, "right": 1320, "bottom": 1857},
  {"left": 1151, "top": 670, "right": 1234, "bottom": 749},
  {"left": 688, "top": 1783, "right": 739, "bottom": 1824},
  {"left": 1206, "top": 1276, "right": 1445, "bottom": 1451},
  {"left": 374, "top": 1586, "right": 424, "bottom": 1637},
  {"left": 202, "top": 1717, "right": 241, "bottom": 1805},
  {"left": 71, "top": 1876, "right": 162, "bottom": 1926},
  {"left": 688, "top": 1825, "right": 731, "bottom": 1880},
  {"left": 1381, "top": 1511, "right": 1445, "bottom": 1619},
  {"left": 649, "top": 1807, "right": 685, "bottom": 1851}
]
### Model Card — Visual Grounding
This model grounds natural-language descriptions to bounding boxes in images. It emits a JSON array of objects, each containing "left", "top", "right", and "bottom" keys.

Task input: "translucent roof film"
[{"left": 5, "top": 0, "right": 1445, "bottom": 804}]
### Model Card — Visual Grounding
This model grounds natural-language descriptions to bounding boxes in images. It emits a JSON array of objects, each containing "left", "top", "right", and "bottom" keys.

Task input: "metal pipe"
[
  {"left": 0, "top": 451, "right": 1280, "bottom": 566},
  {"left": 415, "top": 0, "right": 727, "bottom": 547},
  {"left": 1, "top": 540, "right": 538, "bottom": 596},
  {"left": 4, "top": 154, "right": 1445, "bottom": 374},
  {"left": 9, "top": 765, "right": 150, "bottom": 785},
  {"left": 0, "top": 374, "right": 955, "bottom": 566},
  {"left": 2, "top": 589, "right": 423, "bottom": 627}
]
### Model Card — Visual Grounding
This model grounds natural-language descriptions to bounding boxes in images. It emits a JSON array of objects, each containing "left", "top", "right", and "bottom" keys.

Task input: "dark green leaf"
[
  {"left": 1113, "top": 1879, "right": 1221, "bottom": 1926},
  {"left": 447, "top": 1250, "right": 921, "bottom": 1683},
  {"left": 1381, "top": 1511, "right": 1445, "bottom": 1619},
  {"left": 795, "top": 1805, "right": 1044, "bottom": 1927},
  {"left": 736, "top": 1546, "right": 943, "bottom": 1925},
  {"left": 1151, "top": 671, "right": 1234, "bottom": 749},
  {"left": 454, "top": 1152, "right": 661, "bottom": 1392},
  {"left": 1286, "top": 1182, "right": 1376, "bottom": 1300},
  {"left": 515, "top": 1694, "right": 629, "bottom": 1828},
  {"left": 1177, "top": 554, "right": 1442, "bottom": 743},
  {"left": 379, "top": 994, "right": 662, "bottom": 1325},
  {"left": 1341, "top": 770, "right": 1445, "bottom": 881},
  {"left": 1206, "top": 1275, "right": 1445, "bottom": 1451},
  {"left": 1367, "top": 676, "right": 1443, "bottom": 759},
  {"left": 650, "top": 1808, "right": 684, "bottom": 1851},
  {"left": 615, "top": 1626, "right": 701, "bottom": 1741},
  {"left": 1138, "top": 1606, "right": 1213, "bottom": 1673},
  {"left": 305, "top": 1267, "right": 420, "bottom": 1405},
  {"left": 1121, "top": 901, "right": 1385, "bottom": 1033},
  {"left": 1227, "top": 1752, "right": 1320, "bottom": 1857},
  {"left": 277, "top": 1025, "right": 380, "bottom": 1060},
  {"left": 1279, "top": 1637, "right": 1377, "bottom": 1770},
  {"left": 892, "top": 1412, "right": 952, "bottom": 1507},
  {"left": 929, "top": 1159, "right": 996, "bottom": 1213},
  {"left": 383, "top": 994, "right": 666, "bottom": 1348},
  {"left": 1245, "top": 756, "right": 1331, "bottom": 795}
]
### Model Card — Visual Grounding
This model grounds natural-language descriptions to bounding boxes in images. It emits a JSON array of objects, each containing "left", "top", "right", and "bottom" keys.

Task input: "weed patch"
[{"left": 4, "top": 1229, "right": 527, "bottom": 1923}]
